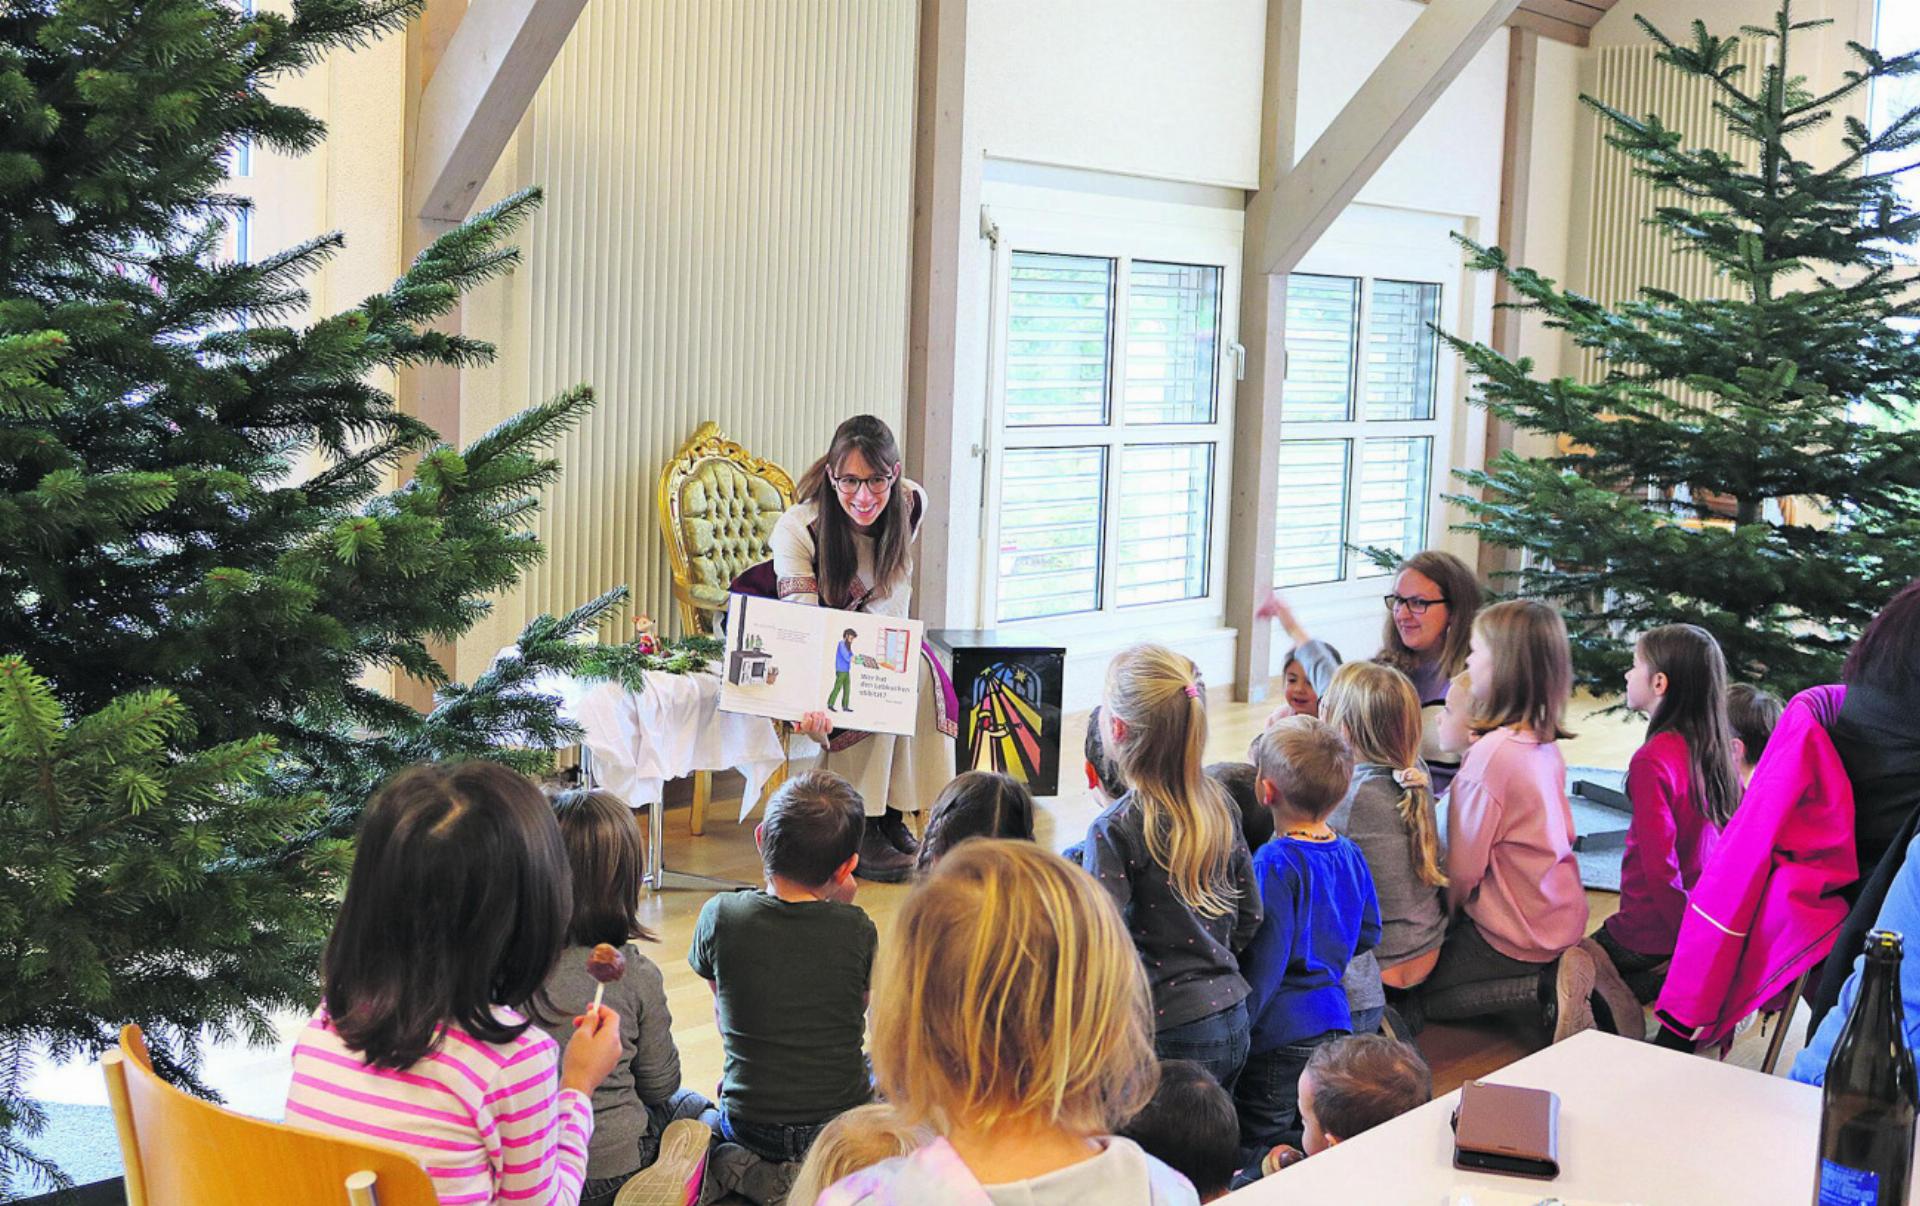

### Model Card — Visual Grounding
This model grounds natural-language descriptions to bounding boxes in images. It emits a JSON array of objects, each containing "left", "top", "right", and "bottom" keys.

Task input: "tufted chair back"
[{"left": 658, "top": 422, "right": 797, "bottom": 636}]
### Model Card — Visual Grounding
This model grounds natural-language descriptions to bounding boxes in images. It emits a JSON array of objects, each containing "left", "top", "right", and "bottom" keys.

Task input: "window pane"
[
  {"left": 1125, "top": 261, "right": 1220, "bottom": 425},
  {"left": 1365, "top": 280, "right": 1440, "bottom": 421},
  {"left": 1354, "top": 437, "right": 1432, "bottom": 576},
  {"left": 1006, "top": 252, "right": 1113, "bottom": 427},
  {"left": 1116, "top": 443, "right": 1213, "bottom": 607},
  {"left": 997, "top": 447, "right": 1106, "bottom": 621},
  {"left": 1283, "top": 274, "right": 1358, "bottom": 422},
  {"left": 1274, "top": 440, "right": 1350, "bottom": 587}
]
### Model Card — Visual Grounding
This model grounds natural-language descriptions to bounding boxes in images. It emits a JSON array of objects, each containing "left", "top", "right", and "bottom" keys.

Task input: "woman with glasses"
[
  {"left": 1373, "top": 551, "right": 1483, "bottom": 796},
  {"left": 770, "top": 415, "right": 957, "bottom": 882}
]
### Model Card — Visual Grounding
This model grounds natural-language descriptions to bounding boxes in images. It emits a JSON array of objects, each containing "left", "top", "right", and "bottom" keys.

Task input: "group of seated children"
[{"left": 282, "top": 587, "right": 1783, "bottom": 1206}]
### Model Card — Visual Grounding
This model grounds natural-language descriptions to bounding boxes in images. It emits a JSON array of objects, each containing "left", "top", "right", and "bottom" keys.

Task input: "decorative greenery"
[
  {"left": 1446, "top": 1, "right": 1920, "bottom": 694},
  {"left": 0, "top": 0, "right": 716, "bottom": 1192}
]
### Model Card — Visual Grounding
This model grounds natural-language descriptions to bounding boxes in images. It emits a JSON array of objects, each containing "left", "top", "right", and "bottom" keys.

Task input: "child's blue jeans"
[{"left": 1233, "top": 1030, "right": 1343, "bottom": 1180}]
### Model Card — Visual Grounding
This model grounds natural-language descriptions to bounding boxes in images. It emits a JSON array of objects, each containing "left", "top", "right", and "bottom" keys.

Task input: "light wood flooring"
[{"left": 641, "top": 684, "right": 1812, "bottom": 1105}]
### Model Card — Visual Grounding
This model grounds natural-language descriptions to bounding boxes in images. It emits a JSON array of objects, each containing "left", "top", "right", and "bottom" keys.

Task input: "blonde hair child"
[
  {"left": 1423, "top": 600, "right": 1594, "bottom": 1041},
  {"left": 1082, "top": 644, "right": 1261, "bottom": 1088},
  {"left": 1320, "top": 663, "right": 1449, "bottom": 993},
  {"left": 817, "top": 841, "right": 1200, "bottom": 1205},
  {"left": 787, "top": 1104, "right": 929, "bottom": 1206}
]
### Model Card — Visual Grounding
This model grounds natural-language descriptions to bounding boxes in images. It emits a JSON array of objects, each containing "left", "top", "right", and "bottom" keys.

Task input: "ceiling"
[{"left": 1509, "top": 0, "right": 1621, "bottom": 47}]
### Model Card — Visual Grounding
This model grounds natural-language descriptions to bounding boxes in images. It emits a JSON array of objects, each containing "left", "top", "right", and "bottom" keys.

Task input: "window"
[
  {"left": 989, "top": 245, "right": 1233, "bottom": 626},
  {"left": 1274, "top": 273, "right": 1444, "bottom": 587},
  {"left": 1874, "top": 1, "right": 1920, "bottom": 222}
]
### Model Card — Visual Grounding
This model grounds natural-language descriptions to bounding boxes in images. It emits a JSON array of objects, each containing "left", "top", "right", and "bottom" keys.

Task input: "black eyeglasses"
[
  {"left": 831, "top": 471, "right": 895, "bottom": 497},
  {"left": 1384, "top": 594, "right": 1449, "bottom": 617}
]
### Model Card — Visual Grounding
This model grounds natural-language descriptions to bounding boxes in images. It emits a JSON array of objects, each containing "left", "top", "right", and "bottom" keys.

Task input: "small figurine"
[{"left": 633, "top": 613, "right": 660, "bottom": 655}]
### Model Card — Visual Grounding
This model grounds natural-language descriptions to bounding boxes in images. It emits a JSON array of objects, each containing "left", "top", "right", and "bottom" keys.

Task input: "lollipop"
[{"left": 586, "top": 942, "right": 626, "bottom": 1016}]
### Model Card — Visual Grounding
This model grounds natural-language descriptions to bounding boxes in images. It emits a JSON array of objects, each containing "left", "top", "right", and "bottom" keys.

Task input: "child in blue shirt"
[{"left": 1235, "top": 716, "right": 1381, "bottom": 1180}]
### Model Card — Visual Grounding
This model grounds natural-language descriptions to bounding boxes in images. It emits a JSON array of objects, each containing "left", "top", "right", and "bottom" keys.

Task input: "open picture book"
[{"left": 719, "top": 594, "right": 924, "bottom": 737}]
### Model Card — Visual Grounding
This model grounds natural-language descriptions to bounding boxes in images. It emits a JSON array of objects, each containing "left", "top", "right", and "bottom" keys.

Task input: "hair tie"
[
  {"left": 1183, "top": 683, "right": 1201, "bottom": 699},
  {"left": 1393, "top": 766, "right": 1430, "bottom": 790}
]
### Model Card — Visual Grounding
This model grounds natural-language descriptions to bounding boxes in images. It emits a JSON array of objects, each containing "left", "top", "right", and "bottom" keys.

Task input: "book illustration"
[
  {"left": 727, "top": 631, "right": 779, "bottom": 687},
  {"left": 720, "top": 594, "right": 923, "bottom": 738}
]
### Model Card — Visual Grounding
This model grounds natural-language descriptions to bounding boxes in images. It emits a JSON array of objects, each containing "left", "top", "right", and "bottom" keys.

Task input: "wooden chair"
[
  {"left": 103, "top": 1024, "right": 437, "bottom": 1206},
  {"left": 657, "top": 421, "right": 798, "bottom": 828}
]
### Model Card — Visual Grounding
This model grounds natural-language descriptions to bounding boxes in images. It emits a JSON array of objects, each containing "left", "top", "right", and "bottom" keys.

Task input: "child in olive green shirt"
[{"left": 689, "top": 770, "right": 876, "bottom": 1203}]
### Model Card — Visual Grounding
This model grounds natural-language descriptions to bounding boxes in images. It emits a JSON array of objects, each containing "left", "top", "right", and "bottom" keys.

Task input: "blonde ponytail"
[
  {"left": 1320, "top": 662, "right": 1447, "bottom": 889},
  {"left": 1103, "top": 645, "right": 1239, "bottom": 917}
]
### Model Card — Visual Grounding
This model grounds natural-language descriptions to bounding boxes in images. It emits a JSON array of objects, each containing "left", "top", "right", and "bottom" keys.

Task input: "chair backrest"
[
  {"left": 657, "top": 421, "right": 796, "bottom": 635},
  {"left": 104, "top": 1024, "right": 438, "bottom": 1206}
]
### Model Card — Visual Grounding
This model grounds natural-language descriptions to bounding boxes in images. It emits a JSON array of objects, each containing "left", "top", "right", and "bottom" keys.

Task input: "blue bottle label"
[{"left": 1819, "top": 1160, "right": 1881, "bottom": 1206}]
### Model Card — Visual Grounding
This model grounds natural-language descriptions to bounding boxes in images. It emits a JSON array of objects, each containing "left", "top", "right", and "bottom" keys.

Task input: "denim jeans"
[
  {"left": 1350, "top": 1004, "right": 1384, "bottom": 1036},
  {"left": 578, "top": 1089, "right": 717, "bottom": 1206},
  {"left": 1155, "top": 998, "right": 1251, "bottom": 1091},
  {"left": 720, "top": 1109, "right": 832, "bottom": 1164},
  {"left": 1419, "top": 915, "right": 1552, "bottom": 1024},
  {"left": 1233, "top": 1033, "right": 1341, "bottom": 1178},
  {"left": 1592, "top": 923, "right": 1671, "bottom": 1004}
]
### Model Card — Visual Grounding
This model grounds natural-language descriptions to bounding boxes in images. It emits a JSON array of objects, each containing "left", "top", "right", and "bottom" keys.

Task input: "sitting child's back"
[
  {"left": 692, "top": 885, "right": 874, "bottom": 1123},
  {"left": 690, "top": 769, "right": 876, "bottom": 1201}
]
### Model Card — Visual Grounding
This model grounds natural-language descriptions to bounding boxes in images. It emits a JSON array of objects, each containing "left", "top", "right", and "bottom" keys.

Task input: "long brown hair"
[
  {"left": 551, "top": 788, "right": 657, "bottom": 947},
  {"left": 795, "top": 415, "right": 914, "bottom": 608},
  {"left": 1104, "top": 644, "right": 1240, "bottom": 917},
  {"left": 1471, "top": 600, "right": 1575, "bottom": 742},
  {"left": 1376, "top": 550, "right": 1482, "bottom": 681},
  {"left": 1638, "top": 626, "right": 1743, "bottom": 827},
  {"left": 1320, "top": 662, "right": 1446, "bottom": 887}
]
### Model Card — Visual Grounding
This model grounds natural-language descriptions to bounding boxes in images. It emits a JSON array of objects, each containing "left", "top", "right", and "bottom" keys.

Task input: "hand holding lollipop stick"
[{"left": 586, "top": 942, "right": 626, "bottom": 1018}]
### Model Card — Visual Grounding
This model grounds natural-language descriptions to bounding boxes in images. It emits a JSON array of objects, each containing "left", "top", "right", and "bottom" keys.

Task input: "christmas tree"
[
  {"left": 1449, "top": 1, "right": 1920, "bottom": 693},
  {"left": 0, "top": 0, "right": 712, "bottom": 1190}
]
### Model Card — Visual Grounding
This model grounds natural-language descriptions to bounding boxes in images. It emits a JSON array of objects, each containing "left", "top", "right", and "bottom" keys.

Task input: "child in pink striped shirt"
[{"left": 286, "top": 762, "right": 624, "bottom": 1205}]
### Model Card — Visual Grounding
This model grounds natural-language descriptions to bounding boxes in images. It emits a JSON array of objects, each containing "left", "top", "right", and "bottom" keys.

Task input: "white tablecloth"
[
  {"left": 526, "top": 659, "right": 790, "bottom": 821},
  {"left": 1225, "top": 1029, "right": 1911, "bottom": 1205}
]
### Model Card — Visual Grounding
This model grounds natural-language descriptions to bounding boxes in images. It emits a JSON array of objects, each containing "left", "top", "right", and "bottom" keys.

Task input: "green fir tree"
[
  {"left": 1448, "top": 1, "right": 1920, "bottom": 693},
  {"left": 0, "top": 0, "right": 714, "bottom": 1191}
]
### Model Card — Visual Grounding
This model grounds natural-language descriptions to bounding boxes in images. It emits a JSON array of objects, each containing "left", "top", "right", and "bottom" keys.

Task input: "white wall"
[
  {"left": 968, "top": 0, "right": 1267, "bottom": 188},
  {"left": 455, "top": 0, "right": 919, "bottom": 671},
  {"left": 937, "top": 0, "right": 1555, "bottom": 697}
]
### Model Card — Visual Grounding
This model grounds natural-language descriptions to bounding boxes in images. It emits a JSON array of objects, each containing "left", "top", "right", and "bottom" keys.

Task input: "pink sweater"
[
  {"left": 285, "top": 1010, "right": 592, "bottom": 1206},
  {"left": 1605, "top": 731, "right": 1720, "bottom": 957},
  {"left": 1446, "top": 727, "right": 1588, "bottom": 963}
]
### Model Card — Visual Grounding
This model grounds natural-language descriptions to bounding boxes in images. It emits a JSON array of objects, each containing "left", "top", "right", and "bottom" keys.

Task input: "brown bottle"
[{"left": 1817, "top": 930, "right": 1918, "bottom": 1205}]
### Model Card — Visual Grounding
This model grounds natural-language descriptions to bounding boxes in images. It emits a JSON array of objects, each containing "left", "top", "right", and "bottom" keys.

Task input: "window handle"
[{"left": 1228, "top": 341, "right": 1247, "bottom": 381}]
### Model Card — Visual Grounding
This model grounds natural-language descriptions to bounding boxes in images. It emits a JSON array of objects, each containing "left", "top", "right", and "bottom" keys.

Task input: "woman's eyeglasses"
[
  {"left": 831, "top": 471, "right": 895, "bottom": 497},
  {"left": 1384, "top": 594, "right": 1448, "bottom": 617}
]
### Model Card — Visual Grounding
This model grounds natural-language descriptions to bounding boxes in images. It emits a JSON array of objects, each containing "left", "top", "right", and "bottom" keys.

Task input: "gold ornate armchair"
[{"left": 657, "top": 421, "right": 796, "bottom": 637}]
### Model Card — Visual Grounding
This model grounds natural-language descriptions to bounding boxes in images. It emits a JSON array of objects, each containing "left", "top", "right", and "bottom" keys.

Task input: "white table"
[
  {"left": 1225, "top": 1029, "right": 1916, "bottom": 1205},
  {"left": 529, "top": 660, "right": 791, "bottom": 892}
]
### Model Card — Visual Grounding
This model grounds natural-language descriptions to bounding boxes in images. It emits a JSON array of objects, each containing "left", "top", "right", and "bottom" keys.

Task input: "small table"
[
  {"left": 1224, "top": 1030, "right": 1912, "bottom": 1204},
  {"left": 534, "top": 663, "right": 787, "bottom": 893}
]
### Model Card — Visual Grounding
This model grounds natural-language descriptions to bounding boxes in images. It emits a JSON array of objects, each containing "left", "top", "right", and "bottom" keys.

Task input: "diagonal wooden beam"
[
  {"left": 1261, "top": 0, "right": 1522, "bottom": 276},
  {"left": 411, "top": 0, "right": 588, "bottom": 223}
]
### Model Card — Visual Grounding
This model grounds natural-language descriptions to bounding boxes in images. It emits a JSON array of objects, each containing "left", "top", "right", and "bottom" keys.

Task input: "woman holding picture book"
[{"left": 770, "top": 414, "right": 957, "bottom": 882}]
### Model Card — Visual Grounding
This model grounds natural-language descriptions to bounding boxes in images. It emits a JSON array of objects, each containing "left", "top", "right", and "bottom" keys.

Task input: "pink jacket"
[{"left": 1655, "top": 685, "right": 1854, "bottom": 1045}]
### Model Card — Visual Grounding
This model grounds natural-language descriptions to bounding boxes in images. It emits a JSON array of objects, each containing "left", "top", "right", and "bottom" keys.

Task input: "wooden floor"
[{"left": 642, "top": 683, "right": 1812, "bottom": 1107}]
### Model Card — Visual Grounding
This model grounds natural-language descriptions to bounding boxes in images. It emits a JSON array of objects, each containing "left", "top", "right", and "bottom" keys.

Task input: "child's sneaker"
[
  {"left": 617, "top": 1118, "right": 713, "bottom": 1206},
  {"left": 1550, "top": 945, "right": 1598, "bottom": 1044}
]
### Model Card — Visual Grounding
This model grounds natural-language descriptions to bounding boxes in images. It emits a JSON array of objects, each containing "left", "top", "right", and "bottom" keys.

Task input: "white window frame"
[
  {"left": 976, "top": 191, "right": 1243, "bottom": 646},
  {"left": 1274, "top": 210, "right": 1465, "bottom": 620}
]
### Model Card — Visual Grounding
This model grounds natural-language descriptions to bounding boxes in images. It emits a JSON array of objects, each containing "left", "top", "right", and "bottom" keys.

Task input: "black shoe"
[
  {"left": 854, "top": 822, "right": 913, "bottom": 882},
  {"left": 875, "top": 807, "right": 920, "bottom": 856}
]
